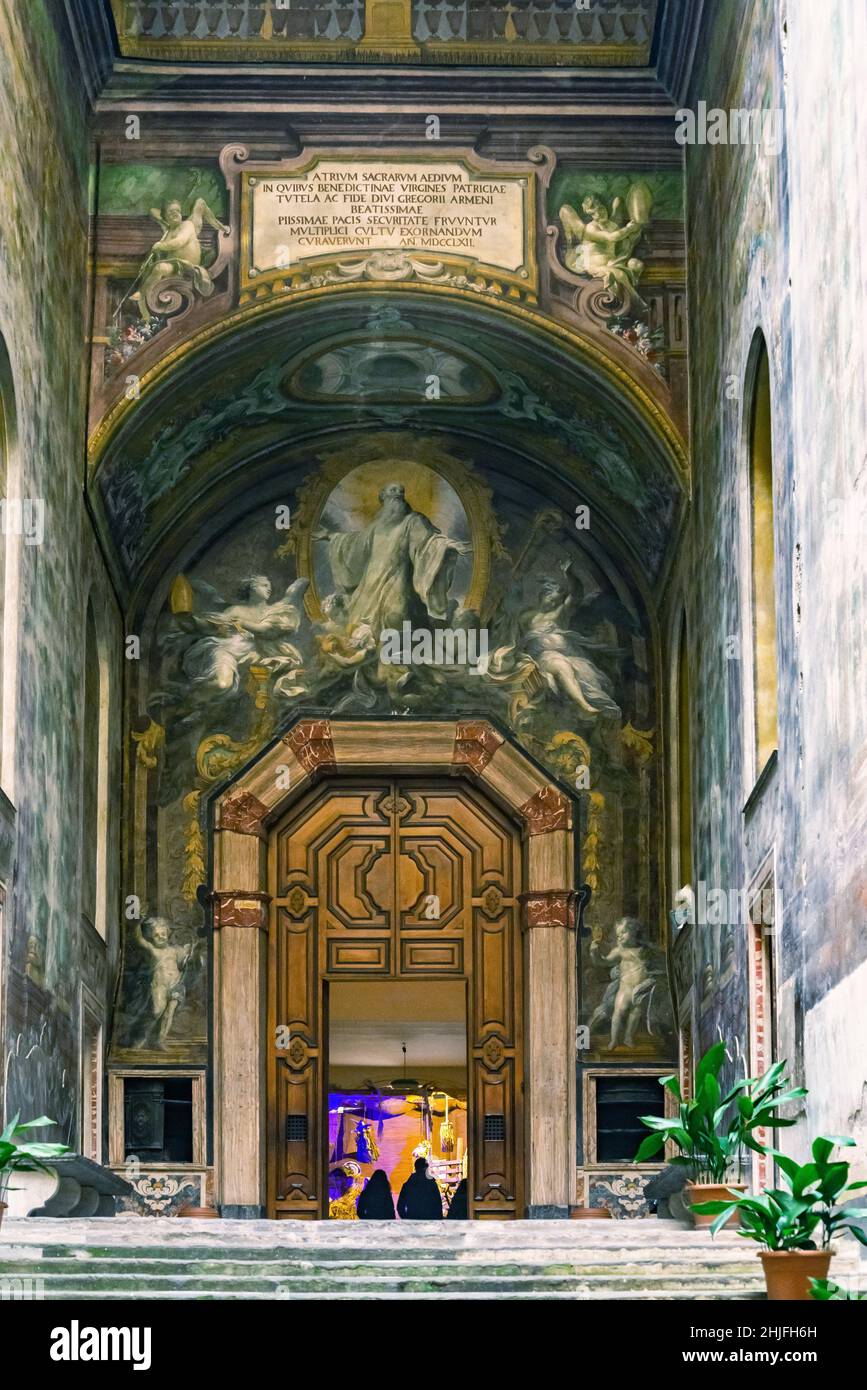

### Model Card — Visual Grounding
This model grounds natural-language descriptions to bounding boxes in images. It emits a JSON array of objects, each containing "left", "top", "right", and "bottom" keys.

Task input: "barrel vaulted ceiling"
[{"left": 91, "top": 291, "right": 687, "bottom": 613}]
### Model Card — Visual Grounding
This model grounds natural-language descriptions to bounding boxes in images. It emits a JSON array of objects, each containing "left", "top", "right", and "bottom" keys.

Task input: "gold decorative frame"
[
  {"left": 238, "top": 148, "right": 537, "bottom": 300},
  {"left": 279, "top": 432, "right": 503, "bottom": 622}
]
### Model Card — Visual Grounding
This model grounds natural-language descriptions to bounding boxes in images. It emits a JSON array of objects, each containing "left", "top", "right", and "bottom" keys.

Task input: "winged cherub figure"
[
  {"left": 558, "top": 182, "right": 653, "bottom": 317},
  {"left": 130, "top": 196, "right": 230, "bottom": 323}
]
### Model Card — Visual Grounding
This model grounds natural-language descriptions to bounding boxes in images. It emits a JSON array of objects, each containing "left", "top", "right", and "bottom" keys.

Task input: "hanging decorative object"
[
  {"left": 439, "top": 1094, "right": 456, "bottom": 1154},
  {"left": 355, "top": 1117, "right": 379, "bottom": 1164}
]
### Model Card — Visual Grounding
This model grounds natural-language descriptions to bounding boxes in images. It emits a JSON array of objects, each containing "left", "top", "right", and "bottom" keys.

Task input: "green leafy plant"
[
  {"left": 693, "top": 1136, "right": 867, "bottom": 1250},
  {"left": 809, "top": 1278, "right": 867, "bottom": 1300},
  {"left": 634, "top": 1042, "right": 806, "bottom": 1183},
  {"left": 0, "top": 1114, "right": 70, "bottom": 1202}
]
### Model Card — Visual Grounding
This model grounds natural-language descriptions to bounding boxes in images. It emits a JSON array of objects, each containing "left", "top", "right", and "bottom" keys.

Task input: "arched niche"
[{"left": 89, "top": 290, "right": 687, "bottom": 606}]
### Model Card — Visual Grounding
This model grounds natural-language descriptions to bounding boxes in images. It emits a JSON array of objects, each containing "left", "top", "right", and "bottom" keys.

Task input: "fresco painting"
[{"left": 114, "top": 433, "right": 672, "bottom": 1063}]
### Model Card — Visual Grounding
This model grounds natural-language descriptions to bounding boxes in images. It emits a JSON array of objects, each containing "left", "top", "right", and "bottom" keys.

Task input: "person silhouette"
[
  {"left": 356, "top": 1168, "right": 395, "bottom": 1220},
  {"left": 446, "top": 1177, "right": 469, "bottom": 1220},
  {"left": 397, "top": 1157, "right": 443, "bottom": 1219}
]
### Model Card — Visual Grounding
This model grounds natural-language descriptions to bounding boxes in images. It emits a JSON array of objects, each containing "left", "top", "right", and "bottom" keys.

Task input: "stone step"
[
  {"left": 0, "top": 1252, "right": 765, "bottom": 1274},
  {"left": 32, "top": 1287, "right": 767, "bottom": 1301},
  {"left": 0, "top": 1218, "right": 758, "bottom": 1249},
  {"left": 0, "top": 1270, "right": 767, "bottom": 1293},
  {"left": 0, "top": 1240, "right": 774, "bottom": 1264},
  {"left": 0, "top": 1217, "right": 856, "bottom": 1301},
  {"left": 0, "top": 1260, "right": 763, "bottom": 1281}
]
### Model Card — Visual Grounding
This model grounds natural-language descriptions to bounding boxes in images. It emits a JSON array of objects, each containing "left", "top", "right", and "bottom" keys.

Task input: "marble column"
[{"left": 213, "top": 792, "right": 269, "bottom": 1218}]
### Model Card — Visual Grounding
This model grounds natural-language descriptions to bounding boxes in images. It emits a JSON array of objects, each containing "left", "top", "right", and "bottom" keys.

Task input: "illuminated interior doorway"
[{"left": 327, "top": 979, "right": 468, "bottom": 1219}]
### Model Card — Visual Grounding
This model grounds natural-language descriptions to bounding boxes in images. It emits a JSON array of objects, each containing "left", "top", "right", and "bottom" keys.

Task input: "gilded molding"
[{"left": 112, "top": 39, "right": 648, "bottom": 66}]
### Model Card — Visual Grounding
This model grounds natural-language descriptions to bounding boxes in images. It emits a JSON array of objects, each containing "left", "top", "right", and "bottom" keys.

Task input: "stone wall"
[
  {"left": 673, "top": 0, "right": 867, "bottom": 1168},
  {"left": 0, "top": 0, "right": 121, "bottom": 1141}
]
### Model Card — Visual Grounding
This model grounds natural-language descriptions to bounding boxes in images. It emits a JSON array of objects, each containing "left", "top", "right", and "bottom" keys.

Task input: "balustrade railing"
[{"left": 112, "top": 0, "right": 657, "bottom": 61}]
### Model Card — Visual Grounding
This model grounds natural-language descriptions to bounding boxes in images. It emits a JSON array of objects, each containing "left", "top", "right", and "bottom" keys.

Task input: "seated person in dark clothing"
[
  {"left": 356, "top": 1168, "right": 395, "bottom": 1220},
  {"left": 446, "top": 1177, "right": 468, "bottom": 1219},
  {"left": 397, "top": 1157, "right": 443, "bottom": 1219}
]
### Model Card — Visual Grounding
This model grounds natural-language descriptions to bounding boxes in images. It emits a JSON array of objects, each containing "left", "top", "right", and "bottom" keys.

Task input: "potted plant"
[
  {"left": 693, "top": 1136, "right": 867, "bottom": 1300},
  {"left": 634, "top": 1043, "right": 806, "bottom": 1226},
  {"left": 0, "top": 1114, "right": 70, "bottom": 1228}
]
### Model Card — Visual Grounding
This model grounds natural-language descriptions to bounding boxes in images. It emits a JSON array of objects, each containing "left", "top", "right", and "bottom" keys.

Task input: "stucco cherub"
[
  {"left": 589, "top": 915, "right": 667, "bottom": 1050},
  {"left": 130, "top": 196, "right": 230, "bottom": 323},
  {"left": 558, "top": 182, "right": 653, "bottom": 318}
]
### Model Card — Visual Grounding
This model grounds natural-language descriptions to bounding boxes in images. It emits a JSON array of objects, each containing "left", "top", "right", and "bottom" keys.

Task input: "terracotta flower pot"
[
  {"left": 568, "top": 1205, "right": 613, "bottom": 1219},
  {"left": 179, "top": 1205, "right": 220, "bottom": 1219},
  {"left": 686, "top": 1181, "right": 747, "bottom": 1227},
  {"left": 760, "top": 1249, "right": 833, "bottom": 1301}
]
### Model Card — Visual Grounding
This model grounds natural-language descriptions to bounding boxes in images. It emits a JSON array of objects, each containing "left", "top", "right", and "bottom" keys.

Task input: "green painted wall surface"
[{"left": 0, "top": 0, "right": 121, "bottom": 1142}]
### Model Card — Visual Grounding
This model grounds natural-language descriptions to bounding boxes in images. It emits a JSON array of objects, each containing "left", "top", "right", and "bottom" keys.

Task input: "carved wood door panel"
[{"left": 267, "top": 777, "right": 523, "bottom": 1219}]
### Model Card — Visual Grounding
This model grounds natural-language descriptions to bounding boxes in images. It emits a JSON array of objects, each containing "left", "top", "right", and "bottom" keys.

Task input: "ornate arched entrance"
[{"left": 211, "top": 717, "right": 582, "bottom": 1219}]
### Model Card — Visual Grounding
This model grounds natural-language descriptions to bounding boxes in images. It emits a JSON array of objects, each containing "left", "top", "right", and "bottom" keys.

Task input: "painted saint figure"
[
  {"left": 519, "top": 577, "right": 622, "bottom": 716},
  {"left": 130, "top": 197, "right": 229, "bottom": 323},
  {"left": 314, "top": 481, "right": 471, "bottom": 637},
  {"left": 489, "top": 564, "right": 622, "bottom": 719}
]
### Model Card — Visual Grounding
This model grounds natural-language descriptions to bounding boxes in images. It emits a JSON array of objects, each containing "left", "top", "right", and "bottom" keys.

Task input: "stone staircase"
[{"left": 2, "top": 1215, "right": 835, "bottom": 1299}]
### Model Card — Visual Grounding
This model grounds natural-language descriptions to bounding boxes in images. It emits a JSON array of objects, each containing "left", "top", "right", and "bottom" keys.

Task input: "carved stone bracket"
[
  {"left": 452, "top": 720, "right": 505, "bottom": 775},
  {"left": 520, "top": 890, "right": 576, "bottom": 930},
  {"left": 213, "top": 891, "right": 270, "bottom": 930},
  {"left": 219, "top": 791, "right": 268, "bottom": 837},
  {"left": 520, "top": 785, "right": 572, "bottom": 835},
  {"left": 282, "top": 719, "right": 335, "bottom": 775}
]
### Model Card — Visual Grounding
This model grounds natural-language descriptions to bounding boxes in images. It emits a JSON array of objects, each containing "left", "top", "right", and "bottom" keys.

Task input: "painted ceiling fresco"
[{"left": 97, "top": 298, "right": 682, "bottom": 595}]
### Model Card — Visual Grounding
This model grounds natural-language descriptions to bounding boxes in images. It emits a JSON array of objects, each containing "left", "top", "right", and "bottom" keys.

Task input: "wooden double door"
[{"left": 267, "top": 777, "right": 524, "bottom": 1218}]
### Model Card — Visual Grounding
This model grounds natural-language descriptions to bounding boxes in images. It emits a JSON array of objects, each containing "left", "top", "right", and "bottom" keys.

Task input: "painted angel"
[
  {"left": 558, "top": 182, "right": 653, "bottom": 317},
  {"left": 173, "top": 574, "right": 309, "bottom": 700},
  {"left": 488, "top": 559, "right": 628, "bottom": 719},
  {"left": 130, "top": 196, "right": 230, "bottom": 323}
]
